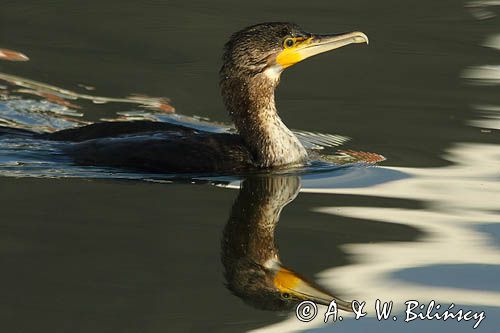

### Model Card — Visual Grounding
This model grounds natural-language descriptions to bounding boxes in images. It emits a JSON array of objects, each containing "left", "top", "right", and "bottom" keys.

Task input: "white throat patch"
[{"left": 263, "top": 65, "right": 283, "bottom": 82}]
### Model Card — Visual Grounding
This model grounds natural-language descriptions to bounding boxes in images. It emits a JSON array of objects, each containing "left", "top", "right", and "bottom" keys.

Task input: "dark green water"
[{"left": 0, "top": 1, "right": 499, "bottom": 332}]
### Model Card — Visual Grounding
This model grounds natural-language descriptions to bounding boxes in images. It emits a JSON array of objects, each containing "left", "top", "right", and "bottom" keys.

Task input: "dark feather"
[{"left": 63, "top": 130, "right": 256, "bottom": 173}]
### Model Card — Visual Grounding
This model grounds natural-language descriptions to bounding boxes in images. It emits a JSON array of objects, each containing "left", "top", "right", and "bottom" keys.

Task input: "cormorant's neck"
[{"left": 220, "top": 68, "right": 308, "bottom": 168}]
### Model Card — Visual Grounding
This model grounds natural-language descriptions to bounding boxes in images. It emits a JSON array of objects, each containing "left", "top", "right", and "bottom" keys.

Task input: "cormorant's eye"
[
  {"left": 281, "top": 292, "right": 291, "bottom": 299},
  {"left": 283, "top": 38, "right": 295, "bottom": 48}
]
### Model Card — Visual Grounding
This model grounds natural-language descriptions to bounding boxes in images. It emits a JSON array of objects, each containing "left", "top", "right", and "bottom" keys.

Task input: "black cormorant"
[{"left": 10, "top": 22, "right": 369, "bottom": 173}]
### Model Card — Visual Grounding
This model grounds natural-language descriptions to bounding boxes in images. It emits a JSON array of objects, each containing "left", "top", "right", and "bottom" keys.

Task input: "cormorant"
[{"left": 4, "top": 23, "right": 369, "bottom": 173}]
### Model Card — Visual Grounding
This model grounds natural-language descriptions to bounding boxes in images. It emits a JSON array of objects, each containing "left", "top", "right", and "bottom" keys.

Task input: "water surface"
[{"left": 0, "top": 1, "right": 499, "bottom": 332}]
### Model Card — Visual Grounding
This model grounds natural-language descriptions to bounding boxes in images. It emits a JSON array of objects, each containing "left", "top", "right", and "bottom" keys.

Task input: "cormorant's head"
[{"left": 221, "top": 22, "right": 368, "bottom": 80}]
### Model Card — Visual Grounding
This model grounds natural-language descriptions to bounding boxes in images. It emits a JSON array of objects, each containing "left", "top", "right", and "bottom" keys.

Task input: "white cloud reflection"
[
  {"left": 466, "top": 1, "right": 500, "bottom": 20},
  {"left": 462, "top": 65, "right": 500, "bottom": 84},
  {"left": 470, "top": 105, "right": 500, "bottom": 130}
]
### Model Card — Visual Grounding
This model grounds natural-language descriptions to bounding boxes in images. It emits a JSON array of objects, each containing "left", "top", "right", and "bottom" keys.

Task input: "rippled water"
[{"left": 0, "top": 1, "right": 499, "bottom": 332}]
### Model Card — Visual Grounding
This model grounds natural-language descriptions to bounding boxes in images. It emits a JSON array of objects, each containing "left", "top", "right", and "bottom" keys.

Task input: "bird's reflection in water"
[{"left": 221, "top": 175, "right": 352, "bottom": 312}]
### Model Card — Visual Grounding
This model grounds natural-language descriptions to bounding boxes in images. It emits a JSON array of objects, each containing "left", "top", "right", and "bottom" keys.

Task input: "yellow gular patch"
[
  {"left": 273, "top": 268, "right": 301, "bottom": 292},
  {"left": 276, "top": 37, "right": 313, "bottom": 69},
  {"left": 276, "top": 48, "right": 303, "bottom": 69}
]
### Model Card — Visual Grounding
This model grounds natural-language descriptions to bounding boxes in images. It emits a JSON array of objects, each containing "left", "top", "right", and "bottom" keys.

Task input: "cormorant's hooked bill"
[{"left": 276, "top": 31, "right": 369, "bottom": 69}]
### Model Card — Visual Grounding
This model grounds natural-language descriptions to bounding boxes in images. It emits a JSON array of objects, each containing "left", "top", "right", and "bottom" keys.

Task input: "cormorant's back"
[{"left": 62, "top": 130, "right": 255, "bottom": 174}]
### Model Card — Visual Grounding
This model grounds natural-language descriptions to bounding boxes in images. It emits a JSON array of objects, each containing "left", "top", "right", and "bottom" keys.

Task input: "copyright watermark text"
[{"left": 295, "top": 299, "right": 485, "bottom": 329}]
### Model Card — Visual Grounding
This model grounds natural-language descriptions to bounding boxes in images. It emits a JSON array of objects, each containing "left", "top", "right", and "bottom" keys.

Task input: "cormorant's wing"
[
  {"left": 63, "top": 131, "right": 255, "bottom": 174},
  {"left": 293, "top": 130, "right": 385, "bottom": 164},
  {"left": 292, "top": 130, "right": 350, "bottom": 150}
]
